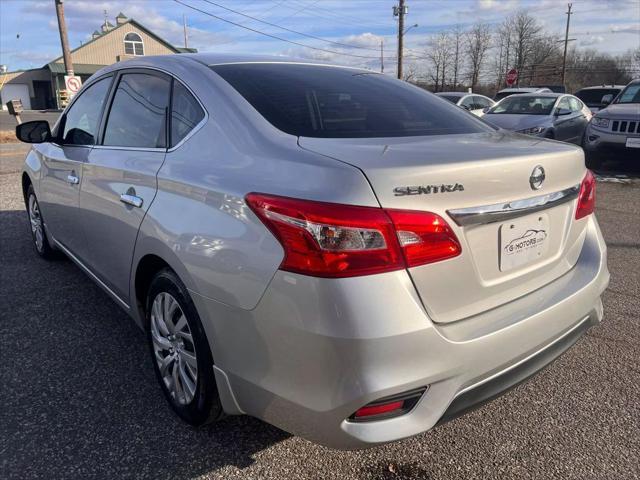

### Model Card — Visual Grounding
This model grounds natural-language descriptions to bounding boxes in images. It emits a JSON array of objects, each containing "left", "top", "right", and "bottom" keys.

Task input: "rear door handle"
[
  {"left": 67, "top": 174, "right": 79, "bottom": 184},
  {"left": 120, "top": 193, "right": 143, "bottom": 208}
]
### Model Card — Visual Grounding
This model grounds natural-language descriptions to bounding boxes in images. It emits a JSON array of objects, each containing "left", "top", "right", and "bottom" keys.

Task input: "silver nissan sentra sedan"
[{"left": 17, "top": 54, "right": 609, "bottom": 450}]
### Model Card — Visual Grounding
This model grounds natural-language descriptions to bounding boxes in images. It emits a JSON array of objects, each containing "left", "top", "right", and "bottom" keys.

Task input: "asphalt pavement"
[
  {"left": 1, "top": 143, "right": 639, "bottom": 480},
  {"left": 0, "top": 111, "right": 61, "bottom": 131}
]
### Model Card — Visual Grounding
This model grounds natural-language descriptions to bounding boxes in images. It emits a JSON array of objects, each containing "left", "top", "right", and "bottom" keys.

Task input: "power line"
[
  {"left": 173, "top": 0, "right": 389, "bottom": 61},
  {"left": 200, "top": 0, "right": 381, "bottom": 51}
]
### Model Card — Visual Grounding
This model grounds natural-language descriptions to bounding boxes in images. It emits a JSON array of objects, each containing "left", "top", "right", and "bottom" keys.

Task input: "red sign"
[{"left": 506, "top": 69, "right": 518, "bottom": 86}]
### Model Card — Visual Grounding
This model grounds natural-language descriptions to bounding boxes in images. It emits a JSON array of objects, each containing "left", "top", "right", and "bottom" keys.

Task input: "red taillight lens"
[
  {"left": 246, "top": 193, "right": 461, "bottom": 278},
  {"left": 575, "top": 170, "right": 596, "bottom": 220},
  {"left": 387, "top": 210, "right": 462, "bottom": 267},
  {"left": 245, "top": 193, "right": 404, "bottom": 278}
]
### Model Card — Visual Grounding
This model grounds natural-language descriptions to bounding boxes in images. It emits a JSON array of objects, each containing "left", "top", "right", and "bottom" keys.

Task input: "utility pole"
[
  {"left": 380, "top": 39, "right": 384, "bottom": 73},
  {"left": 54, "top": 0, "right": 73, "bottom": 76},
  {"left": 394, "top": 0, "right": 406, "bottom": 80},
  {"left": 183, "top": 14, "right": 189, "bottom": 49},
  {"left": 561, "top": 3, "right": 572, "bottom": 86}
]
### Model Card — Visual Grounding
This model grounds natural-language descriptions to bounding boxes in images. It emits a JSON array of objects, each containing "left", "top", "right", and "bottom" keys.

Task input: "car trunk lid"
[{"left": 299, "top": 131, "right": 588, "bottom": 324}]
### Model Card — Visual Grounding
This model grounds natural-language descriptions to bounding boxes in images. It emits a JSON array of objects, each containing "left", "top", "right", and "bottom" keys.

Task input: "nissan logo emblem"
[{"left": 530, "top": 165, "right": 545, "bottom": 190}]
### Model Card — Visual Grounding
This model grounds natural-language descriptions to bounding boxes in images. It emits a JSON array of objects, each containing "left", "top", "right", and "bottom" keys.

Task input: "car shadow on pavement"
[{"left": 0, "top": 209, "right": 290, "bottom": 479}]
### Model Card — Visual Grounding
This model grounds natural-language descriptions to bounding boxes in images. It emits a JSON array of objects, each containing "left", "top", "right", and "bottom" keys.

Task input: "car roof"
[
  {"left": 576, "top": 85, "right": 625, "bottom": 90},
  {"left": 95, "top": 53, "right": 367, "bottom": 77},
  {"left": 503, "top": 92, "right": 564, "bottom": 98},
  {"left": 497, "top": 87, "right": 546, "bottom": 93}
]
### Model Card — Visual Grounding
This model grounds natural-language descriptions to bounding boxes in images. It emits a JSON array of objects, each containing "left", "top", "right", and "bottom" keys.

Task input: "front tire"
[
  {"left": 26, "top": 185, "right": 56, "bottom": 259},
  {"left": 146, "top": 268, "right": 223, "bottom": 426}
]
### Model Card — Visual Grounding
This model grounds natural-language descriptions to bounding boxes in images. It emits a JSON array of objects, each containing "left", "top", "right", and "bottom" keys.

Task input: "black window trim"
[
  {"left": 83, "top": 66, "right": 208, "bottom": 152},
  {"left": 96, "top": 67, "right": 172, "bottom": 151},
  {"left": 54, "top": 73, "right": 115, "bottom": 148},
  {"left": 167, "top": 77, "right": 207, "bottom": 150}
]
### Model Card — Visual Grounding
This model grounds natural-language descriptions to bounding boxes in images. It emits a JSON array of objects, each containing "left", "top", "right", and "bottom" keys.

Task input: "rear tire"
[
  {"left": 26, "top": 185, "right": 56, "bottom": 259},
  {"left": 146, "top": 268, "right": 224, "bottom": 426}
]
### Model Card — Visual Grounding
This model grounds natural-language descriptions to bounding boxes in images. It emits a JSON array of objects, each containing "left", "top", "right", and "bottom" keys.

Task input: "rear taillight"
[
  {"left": 245, "top": 193, "right": 461, "bottom": 278},
  {"left": 387, "top": 210, "right": 462, "bottom": 267},
  {"left": 575, "top": 170, "right": 596, "bottom": 220}
]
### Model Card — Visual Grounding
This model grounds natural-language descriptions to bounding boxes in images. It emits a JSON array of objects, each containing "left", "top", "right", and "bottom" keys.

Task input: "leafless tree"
[
  {"left": 450, "top": 24, "right": 464, "bottom": 89},
  {"left": 426, "top": 32, "right": 451, "bottom": 92},
  {"left": 466, "top": 22, "right": 492, "bottom": 90}
]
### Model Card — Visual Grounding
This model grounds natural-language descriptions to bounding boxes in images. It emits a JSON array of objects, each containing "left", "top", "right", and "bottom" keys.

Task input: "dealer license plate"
[{"left": 499, "top": 215, "right": 550, "bottom": 272}]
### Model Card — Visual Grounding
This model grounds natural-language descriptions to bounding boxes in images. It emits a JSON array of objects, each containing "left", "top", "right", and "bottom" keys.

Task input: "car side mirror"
[
  {"left": 555, "top": 108, "right": 571, "bottom": 116},
  {"left": 600, "top": 94, "right": 613, "bottom": 106},
  {"left": 482, "top": 106, "right": 491, "bottom": 113},
  {"left": 15, "top": 120, "right": 52, "bottom": 144}
]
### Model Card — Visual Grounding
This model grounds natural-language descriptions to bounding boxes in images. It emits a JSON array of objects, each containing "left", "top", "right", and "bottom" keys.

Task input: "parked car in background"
[
  {"left": 17, "top": 54, "right": 608, "bottom": 450},
  {"left": 574, "top": 85, "right": 625, "bottom": 113},
  {"left": 435, "top": 92, "right": 495, "bottom": 116},
  {"left": 484, "top": 93, "right": 592, "bottom": 144},
  {"left": 494, "top": 87, "right": 552, "bottom": 101},
  {"left": 583, "top": 78, "right": 640, "bottom": 168}
]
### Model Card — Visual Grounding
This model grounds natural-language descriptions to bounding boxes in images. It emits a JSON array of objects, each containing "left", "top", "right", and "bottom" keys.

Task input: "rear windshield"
[
  {"left": 211, "top": 64, "right": 491, "bottom": 138},
  {"left": 575, "top": 88, "right": 621, "bottom": 106},
  {"left": 438, "top": 95, "right": 462, "bottom": 103},
  {"left": 489, "top": 96, "right": 557, "bottom": 115}
]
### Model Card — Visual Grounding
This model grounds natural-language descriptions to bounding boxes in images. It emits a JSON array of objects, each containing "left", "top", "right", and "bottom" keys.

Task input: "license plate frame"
[{"left": 499, "top": 214, "right": 550, "bottom": 272}]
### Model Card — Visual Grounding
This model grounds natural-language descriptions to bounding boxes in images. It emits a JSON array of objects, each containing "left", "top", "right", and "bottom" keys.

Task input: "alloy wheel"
[
  {"left": 150, "top": 292, "right": 199, "bottom": 405},
  {"left": 28, "top": 194, "right": 44, "bottom": 252}
]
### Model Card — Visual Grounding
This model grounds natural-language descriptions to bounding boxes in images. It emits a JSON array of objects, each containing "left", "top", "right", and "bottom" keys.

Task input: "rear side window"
[
  {"left": 103, "top": 73, "right": 171, "bottom": 148},
  {"left": 62, "top": 76, "right": 112, "bottom": 145},
  {"left": 575, "top": 88, "right": 619, "bottom": 106},
  {"left": 171, "top": 81, "right": 204, "bottom": 147},
  {"left": 569, "top": 97, "right": 582, "bottom": 112},
  {"left": 211, "top": 64, "right": 491, "bottom": 138}
]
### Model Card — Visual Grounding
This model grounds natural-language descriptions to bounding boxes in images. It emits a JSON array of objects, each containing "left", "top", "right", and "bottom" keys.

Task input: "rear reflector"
[
  {"left": 575, "top": 170, "right": 596, "bottom": 220},
  {"left": 349, "top": 387, "right": 427, "bottom": 422},
  {"left": 354, "top": 401, "right": 404, "bottom": 419},
  {"left": 246, "top": 193, "right": 461, "bottom": 278}
]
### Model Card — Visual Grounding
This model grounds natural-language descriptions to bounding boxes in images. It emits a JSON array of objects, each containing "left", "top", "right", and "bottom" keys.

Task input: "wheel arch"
[{"left": 130, "top": 236, "right": 199, "bottom": 330}]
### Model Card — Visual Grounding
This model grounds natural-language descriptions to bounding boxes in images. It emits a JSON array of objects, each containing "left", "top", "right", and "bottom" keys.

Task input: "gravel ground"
[{"left": 1, "top": 144, "right": 638, "bottom": 480}]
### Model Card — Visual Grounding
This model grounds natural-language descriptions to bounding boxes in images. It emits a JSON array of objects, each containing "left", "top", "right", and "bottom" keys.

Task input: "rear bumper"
[{"left": 191, "top": 215, "right": 609, "bottom": 449}]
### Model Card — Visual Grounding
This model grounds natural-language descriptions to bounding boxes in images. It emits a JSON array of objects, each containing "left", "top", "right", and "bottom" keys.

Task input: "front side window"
[
  {"left": 460, "top": 96, "right": 475, "bottom": 108},
  {"left": 103, "top": 73, "right": 170, "bottom": 148},
  {"left": 615, "top": 84, "right": 640, "bottom": 104},
  {"left": 171, "top": 81, "right": 205, "bottom": 147},
  {"left": 557, "top": 97, "right": 570, "bottom": 112},
  {"left": 62, "top": 76, "right": 112, "bottom": 145},
  {"left": 211, "top": 64, "right": 491, "bottom": 138},
  {"left": 490, "top": 96, "right": 557, "bottom": 115},
  {"left": 124, "top": 32, "right": 144, "bottom": 56}
]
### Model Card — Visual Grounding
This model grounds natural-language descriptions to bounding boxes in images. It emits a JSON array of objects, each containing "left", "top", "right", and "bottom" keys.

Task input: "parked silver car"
[
  {"left": 483, "top": 93, "right": 592, "bottom": 144},
  {"left": 435, "top": 92, "right": 495, "bottom": 116},
  {"left": 18, "top": 54, "right": 609, "bottom": 450},
  {"left": 583, "top": 79, "right": 640, "bottom": 169}
]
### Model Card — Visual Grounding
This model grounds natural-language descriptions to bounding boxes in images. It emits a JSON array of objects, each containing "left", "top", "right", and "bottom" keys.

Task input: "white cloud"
[{"left": 579, "top": 35, "right": 605, "bottom": 47}]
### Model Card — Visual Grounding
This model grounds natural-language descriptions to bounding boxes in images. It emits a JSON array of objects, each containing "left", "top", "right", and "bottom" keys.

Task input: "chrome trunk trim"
[{"left": 447, "top": 184, "right": 580, "bottom": 226}]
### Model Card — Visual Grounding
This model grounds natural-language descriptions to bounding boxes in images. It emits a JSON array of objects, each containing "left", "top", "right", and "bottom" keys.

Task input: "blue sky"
[{"left": 1, "top": 0, "right": 638, "bottom": 73}]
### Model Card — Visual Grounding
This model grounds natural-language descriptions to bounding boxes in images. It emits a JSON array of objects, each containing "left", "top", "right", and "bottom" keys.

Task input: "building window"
[{"left": 124, "top": 32, "right": 144, "bottom": 56}]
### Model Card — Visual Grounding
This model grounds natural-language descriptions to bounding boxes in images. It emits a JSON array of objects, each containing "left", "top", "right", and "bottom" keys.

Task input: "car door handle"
[
  {"left": 120, "top": 193, "right": 143, "bottom": 208},
  {"left": 67, "top": 174, "right": 79, "bottom": 185}
]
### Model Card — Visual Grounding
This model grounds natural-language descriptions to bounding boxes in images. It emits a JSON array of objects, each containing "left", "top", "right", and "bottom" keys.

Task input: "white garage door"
[{"left": 1, "top": 84, "right": 32, "bottom": 110}]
